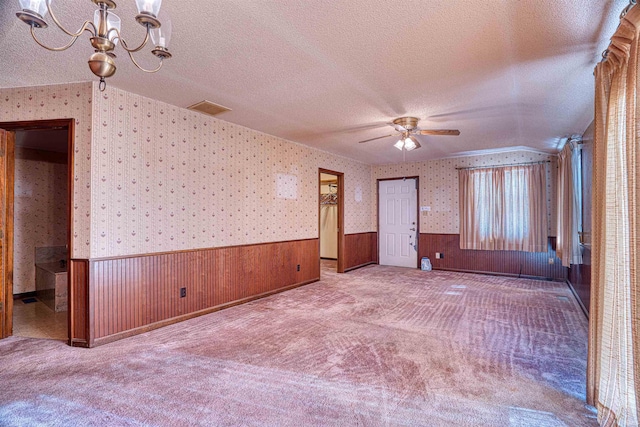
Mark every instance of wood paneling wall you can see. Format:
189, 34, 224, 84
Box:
70, 239, 319, 347
568, 246, 590, 314
344, 232, 377, 272
419, 234, 567, 280
69, 259, 89, 346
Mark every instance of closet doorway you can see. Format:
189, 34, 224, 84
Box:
319, 169, 344, 274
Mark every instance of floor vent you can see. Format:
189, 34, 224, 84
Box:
187, 100, 231, 117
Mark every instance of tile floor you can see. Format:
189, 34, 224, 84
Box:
320, 258, 337, 272
12, 297, 67, 341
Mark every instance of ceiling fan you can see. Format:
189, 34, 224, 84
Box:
358, 117, 460, 151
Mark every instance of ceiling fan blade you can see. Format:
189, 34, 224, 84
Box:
358, 133, 397, 143
417, 129, 460, 136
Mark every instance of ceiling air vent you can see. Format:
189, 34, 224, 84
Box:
187, 100, 231, 117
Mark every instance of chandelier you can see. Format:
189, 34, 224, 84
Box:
16, 0, 172, 90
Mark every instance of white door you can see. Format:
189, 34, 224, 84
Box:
379, 178, 418, 268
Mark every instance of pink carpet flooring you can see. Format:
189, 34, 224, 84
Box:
0, 265, 596, 426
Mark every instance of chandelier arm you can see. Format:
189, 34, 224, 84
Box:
30, 24, 90, 52
45, 0, 97, 37
126, 50, 164, 73
114, 28, 152, 53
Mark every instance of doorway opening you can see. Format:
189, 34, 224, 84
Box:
319, 169, 344, 274
0, 120, 74, 343
378, 177, 419, 268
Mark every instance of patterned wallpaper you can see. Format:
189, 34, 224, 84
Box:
13, 152, 68, 294
2, 83, 557, 259
90, 86, 373, 258
372, 151, 557, 235
0, 83, 93, 259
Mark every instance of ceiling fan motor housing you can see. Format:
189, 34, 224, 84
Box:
393, 117, 420, 130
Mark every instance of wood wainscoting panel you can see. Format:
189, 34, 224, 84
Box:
418, 233, 567, 280
90, 239, 319, 344
568, 245, 590, 314
69, 259, 89, 347
344, 232, 377, 271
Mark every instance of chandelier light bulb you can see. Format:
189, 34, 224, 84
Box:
151, 16, 171, 48
394, 139, 405, 151
136, 0, 162, 17
19, 0, 47, 17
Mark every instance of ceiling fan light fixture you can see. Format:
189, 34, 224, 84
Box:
404, 137, 417, 151
394, 139, 404, 150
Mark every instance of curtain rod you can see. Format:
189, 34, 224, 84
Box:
600, 0, 636, 63
456, 160, 550, 171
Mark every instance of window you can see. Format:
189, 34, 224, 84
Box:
459, 163, 548, 252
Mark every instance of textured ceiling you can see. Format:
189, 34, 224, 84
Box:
0, 0, 627, 164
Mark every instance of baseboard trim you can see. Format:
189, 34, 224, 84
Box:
344, 261, 377, 273
433, 267, 561, 282
69, 338, 89, 348
565, 279, 589, 319
13, 291, 37, 300
91, 277, 320, 347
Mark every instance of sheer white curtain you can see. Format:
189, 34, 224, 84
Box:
556, 140, 583, 267
459, 163, 548, 252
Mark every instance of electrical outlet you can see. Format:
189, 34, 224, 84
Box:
297, 264, 300, 272
435, 252, 440, 259
180, 287, 186, 298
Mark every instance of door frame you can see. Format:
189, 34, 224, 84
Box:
318, 169, 345, 273
0, 119, 75, 342
377, 176, 420, 268
0, 129, 15, 340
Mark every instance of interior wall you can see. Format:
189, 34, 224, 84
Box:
372, 150, 558, 235
0, 83, 93, 259
91, 86, 373, 258
372, 150, 560, 278
13, 148, 68, 294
